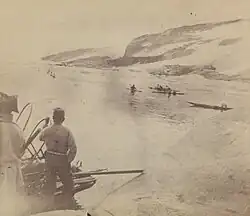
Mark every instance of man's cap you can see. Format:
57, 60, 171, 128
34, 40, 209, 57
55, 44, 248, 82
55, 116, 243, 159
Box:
0, 92, 19, 113
53, 107, 65, 118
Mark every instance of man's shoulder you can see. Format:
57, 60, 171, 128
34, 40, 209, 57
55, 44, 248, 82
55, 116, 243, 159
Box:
12, 123, 23, 132
41, 125, 55, 134
53, 124, 72, 134
62, 125, 73, 134
42, 124, 73, 135
43, 125, 53, 132
60, 125, 75, 138
3, 121, 22, 131
2, 122, 25, 139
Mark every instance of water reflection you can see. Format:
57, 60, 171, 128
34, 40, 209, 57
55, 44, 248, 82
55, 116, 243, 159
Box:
123, 88, 190, 124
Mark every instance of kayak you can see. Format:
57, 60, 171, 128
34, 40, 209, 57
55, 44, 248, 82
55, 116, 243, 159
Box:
149, 86, 172, 91
126, 87, 142, 93
187, 101, 233, 111
152, 91, 184, 95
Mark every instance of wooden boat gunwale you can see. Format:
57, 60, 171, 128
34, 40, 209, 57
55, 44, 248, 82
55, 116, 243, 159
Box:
187, 101, 233, 110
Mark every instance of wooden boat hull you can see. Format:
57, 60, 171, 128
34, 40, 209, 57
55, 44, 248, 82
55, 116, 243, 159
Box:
22, 161, 96, 197
187, 101, 233, 111
152, 91, 184, 95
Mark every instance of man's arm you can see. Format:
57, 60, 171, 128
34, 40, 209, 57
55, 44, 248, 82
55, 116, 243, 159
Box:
67, 130, 77, 163
13, 124, 26, 158
39, 128, 47, 141
39, 118, 50, 141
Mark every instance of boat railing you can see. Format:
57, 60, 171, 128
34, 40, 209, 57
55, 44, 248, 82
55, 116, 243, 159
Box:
16, 102, 50, 161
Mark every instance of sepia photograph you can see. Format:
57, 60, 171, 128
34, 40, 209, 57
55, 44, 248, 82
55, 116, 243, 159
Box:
0, 0, 250, 215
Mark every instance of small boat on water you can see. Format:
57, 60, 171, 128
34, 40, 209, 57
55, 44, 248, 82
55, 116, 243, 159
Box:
149, 84, 183, 96
127, 85, 142, 95
152, 90, 184, 95
149, 84, 171, 91
187, 101, 233, 111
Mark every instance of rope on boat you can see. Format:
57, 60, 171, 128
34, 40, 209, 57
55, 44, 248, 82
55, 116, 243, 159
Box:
21, 117, 49, 158
15, 102, 33, 132
15, 103, 35, 156
16, 102, 50, 158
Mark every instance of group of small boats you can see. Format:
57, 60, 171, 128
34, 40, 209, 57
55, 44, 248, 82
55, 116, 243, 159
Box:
129, 84, 184, 96
128, 84, 233, 112
149, 85, 184, 96
14, 80, 232, 213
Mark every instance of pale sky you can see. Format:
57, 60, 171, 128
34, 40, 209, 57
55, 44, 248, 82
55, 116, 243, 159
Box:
0, 0, 249, 62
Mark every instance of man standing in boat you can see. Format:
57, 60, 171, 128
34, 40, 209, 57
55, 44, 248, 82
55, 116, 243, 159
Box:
0, 92, 27, 215
39, 107, 77, 206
